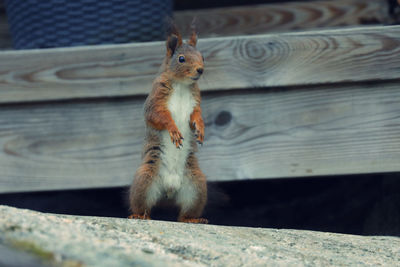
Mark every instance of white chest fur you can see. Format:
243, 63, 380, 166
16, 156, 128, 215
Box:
158, 83, 196, 194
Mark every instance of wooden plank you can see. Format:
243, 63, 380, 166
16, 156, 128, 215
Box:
1, 81, 400, 193
175, 0, 388, 38
0, 25, 399, 104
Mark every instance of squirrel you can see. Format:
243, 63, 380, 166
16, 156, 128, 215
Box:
128, 22, 208, 224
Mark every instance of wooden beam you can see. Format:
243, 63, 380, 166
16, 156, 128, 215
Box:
1, 81, 400, 193
0, 25, 399, 104
175, 0, 388, 38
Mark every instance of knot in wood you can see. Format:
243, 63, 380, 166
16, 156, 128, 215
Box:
245, 40, 266, 60
214, 111, 232, 126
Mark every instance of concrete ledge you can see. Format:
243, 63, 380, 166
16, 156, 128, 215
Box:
0, 205, 399, 266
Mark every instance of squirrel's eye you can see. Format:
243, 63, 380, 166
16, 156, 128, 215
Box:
178, 56, 185, 63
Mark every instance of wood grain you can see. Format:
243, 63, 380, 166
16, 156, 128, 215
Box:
1, 82, 400, 193
175, 0, 387, 38
0, 25, 399, 104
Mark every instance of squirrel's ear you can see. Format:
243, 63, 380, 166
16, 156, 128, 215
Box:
165, 18, 183, 58
188, 17, 197, 47
166, 34, 179, 57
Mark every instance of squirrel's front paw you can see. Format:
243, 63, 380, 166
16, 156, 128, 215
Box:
168, 127, 184, 148
192, 121, 204, 145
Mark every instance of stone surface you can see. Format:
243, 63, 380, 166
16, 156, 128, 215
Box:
0, 205, 399, 267
0, 243, 47, 267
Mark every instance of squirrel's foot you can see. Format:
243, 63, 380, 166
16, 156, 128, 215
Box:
128, 213, 151, 220
178, 217, 208, 224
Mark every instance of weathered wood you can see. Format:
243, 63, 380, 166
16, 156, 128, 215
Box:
0, 25, 399, 104
1, 82, 400, 193
175, 0, 387, 38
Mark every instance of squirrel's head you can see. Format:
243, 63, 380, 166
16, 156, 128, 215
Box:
165, 20, 204, 84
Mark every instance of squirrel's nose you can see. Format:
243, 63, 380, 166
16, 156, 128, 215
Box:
196, 68, 204, 75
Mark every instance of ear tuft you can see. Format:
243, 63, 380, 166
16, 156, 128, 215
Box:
166, 34, 179, 58
165, 17, 183, 46
188, 17, 198, 47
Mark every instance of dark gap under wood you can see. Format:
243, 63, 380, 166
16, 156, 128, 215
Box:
0, 173, 399, 236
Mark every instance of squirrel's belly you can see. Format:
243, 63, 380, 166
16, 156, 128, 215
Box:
158, 129, 192, 195
158, 82, 196, 196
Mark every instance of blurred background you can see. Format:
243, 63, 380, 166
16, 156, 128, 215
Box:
0, 0, 399, 236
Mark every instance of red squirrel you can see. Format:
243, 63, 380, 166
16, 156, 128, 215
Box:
128, 22, 208, 224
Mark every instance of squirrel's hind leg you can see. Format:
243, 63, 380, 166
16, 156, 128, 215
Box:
176, 154, 208, 224
129, 149, 161, 220
128, 212, 151, 220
